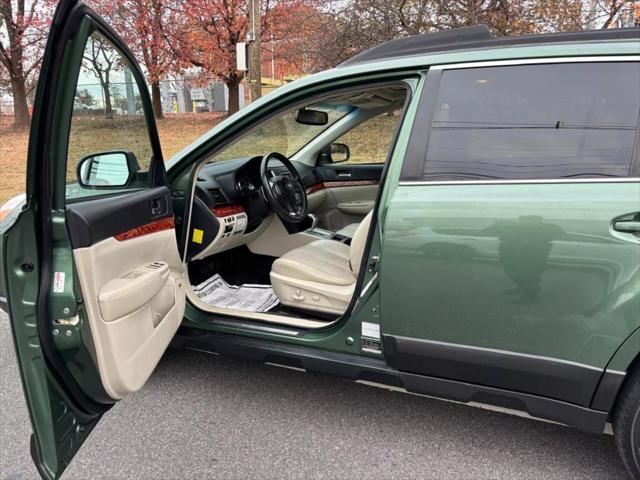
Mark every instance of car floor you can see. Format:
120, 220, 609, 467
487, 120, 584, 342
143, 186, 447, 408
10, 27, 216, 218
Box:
188, 246, 337, 321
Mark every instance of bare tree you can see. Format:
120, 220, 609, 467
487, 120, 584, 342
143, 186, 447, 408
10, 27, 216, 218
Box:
83, 33, 118, 118
592, 0, 633, 28
313, 0, 589, 69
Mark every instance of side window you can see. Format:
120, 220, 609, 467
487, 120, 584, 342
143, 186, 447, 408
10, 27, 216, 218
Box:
423, 62, 640, 180
335, 110, 403, 164
66, 31, 154, 199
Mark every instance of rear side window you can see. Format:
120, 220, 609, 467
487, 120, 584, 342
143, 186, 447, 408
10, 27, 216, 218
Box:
422, 62, 640, 180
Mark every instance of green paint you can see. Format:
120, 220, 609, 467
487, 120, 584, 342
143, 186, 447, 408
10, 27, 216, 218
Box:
380, 182, 640, 368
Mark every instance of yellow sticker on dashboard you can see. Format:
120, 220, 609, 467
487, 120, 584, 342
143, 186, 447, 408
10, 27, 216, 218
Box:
192, 228, 204, 244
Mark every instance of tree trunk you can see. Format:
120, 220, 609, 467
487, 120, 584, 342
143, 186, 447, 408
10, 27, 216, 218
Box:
10, 75, 30, 129
227, 81, 240, 115
151, 81, 164, 119
102, 83, 113, 118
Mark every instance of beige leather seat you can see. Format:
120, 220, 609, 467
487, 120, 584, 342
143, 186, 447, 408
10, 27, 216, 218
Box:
336, 223, 359, 238
271, 212, 373, 315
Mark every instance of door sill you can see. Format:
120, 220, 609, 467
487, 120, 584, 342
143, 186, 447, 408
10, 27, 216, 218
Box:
185, 287, 338, 330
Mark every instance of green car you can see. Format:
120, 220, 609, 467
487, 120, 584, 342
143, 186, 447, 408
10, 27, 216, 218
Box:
1, 1, 639, 478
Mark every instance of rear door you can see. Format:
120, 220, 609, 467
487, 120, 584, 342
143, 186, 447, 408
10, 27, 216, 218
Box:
380, 59, 640, 408
1, 1, 186, 478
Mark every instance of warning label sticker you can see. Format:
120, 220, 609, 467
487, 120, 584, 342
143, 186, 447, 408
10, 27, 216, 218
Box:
361, 322, 382, 354
53, 272, 65, 293
361, 322, 380, 339
192, 228, 204, 244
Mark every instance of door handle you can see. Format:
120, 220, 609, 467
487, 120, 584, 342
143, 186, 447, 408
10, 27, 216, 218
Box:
613, 220, 640, 233
336, 170, 352, 178
149, 197, 167, 217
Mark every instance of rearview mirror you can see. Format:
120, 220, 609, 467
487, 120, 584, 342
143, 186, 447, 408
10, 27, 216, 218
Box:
295, 108, 328, 126
77, 151, 139, 188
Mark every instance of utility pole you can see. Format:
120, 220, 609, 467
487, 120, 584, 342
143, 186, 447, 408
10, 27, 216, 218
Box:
248, 0, 262, 102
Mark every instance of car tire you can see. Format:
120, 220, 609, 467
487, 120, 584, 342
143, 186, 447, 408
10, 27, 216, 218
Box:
614, 365, 640, 480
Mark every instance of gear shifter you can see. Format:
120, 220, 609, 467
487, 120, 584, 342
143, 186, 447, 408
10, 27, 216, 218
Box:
307, 213, 319, 230
307, 214, 334, 238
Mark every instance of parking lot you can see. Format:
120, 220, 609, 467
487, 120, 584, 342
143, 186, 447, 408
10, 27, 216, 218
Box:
0, 313, 628, 480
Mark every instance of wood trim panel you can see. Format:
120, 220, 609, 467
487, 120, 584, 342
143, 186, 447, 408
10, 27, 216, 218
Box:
115, 217, 175, 241
306, 183, 326, 195
306, 180, 379, 195
324, 180, 379, 189
212, 205, 245, 217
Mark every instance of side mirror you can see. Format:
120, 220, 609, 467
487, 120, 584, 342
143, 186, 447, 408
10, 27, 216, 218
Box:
329, 143, 350, 163
77, 151, 139, 188
295, 108, 328, 126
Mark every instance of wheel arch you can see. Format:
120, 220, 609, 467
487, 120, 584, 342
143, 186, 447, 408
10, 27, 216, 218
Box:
591, 327, 640, 413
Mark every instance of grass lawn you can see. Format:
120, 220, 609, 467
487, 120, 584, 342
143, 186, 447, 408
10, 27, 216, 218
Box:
0, 113, 223, 205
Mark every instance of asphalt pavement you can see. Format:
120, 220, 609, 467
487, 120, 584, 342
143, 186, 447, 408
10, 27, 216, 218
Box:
0, 312, 628, 479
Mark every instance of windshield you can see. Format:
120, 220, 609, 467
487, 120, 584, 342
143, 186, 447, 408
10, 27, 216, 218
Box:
210, 102, 352, 162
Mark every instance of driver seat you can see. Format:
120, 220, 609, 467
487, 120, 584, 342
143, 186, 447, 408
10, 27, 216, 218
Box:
270, 212, 373, 315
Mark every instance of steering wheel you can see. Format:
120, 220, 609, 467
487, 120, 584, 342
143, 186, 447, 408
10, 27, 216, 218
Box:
260, 152, 308, 223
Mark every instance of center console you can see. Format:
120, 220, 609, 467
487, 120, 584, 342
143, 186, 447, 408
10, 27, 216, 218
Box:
306, 215, 351, 244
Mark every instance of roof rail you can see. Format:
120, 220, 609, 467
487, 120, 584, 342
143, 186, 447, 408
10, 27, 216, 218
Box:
339, 25, 640, 67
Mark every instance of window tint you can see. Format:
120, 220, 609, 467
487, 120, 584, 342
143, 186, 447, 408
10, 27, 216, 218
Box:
423, 62, 640, 180
66, 31, 154, 199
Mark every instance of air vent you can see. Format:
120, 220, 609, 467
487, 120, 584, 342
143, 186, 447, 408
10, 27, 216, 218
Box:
207, 188, 229, 206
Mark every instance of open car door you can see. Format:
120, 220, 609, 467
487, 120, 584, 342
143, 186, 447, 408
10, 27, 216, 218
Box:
1, 1, 186, 478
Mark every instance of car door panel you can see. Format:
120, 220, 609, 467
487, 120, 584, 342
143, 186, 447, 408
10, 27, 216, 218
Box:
65, 187, 173, 248
380, 179, 640, 408
67, 189, 185, 399
309, 164, 382, 230
318, 163, 384, 183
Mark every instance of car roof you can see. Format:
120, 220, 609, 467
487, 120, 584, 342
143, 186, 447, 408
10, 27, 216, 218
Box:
339, 25, 640, 67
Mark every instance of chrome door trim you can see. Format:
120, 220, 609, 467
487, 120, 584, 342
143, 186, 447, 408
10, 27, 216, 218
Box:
399, 178, 640, 187
429, 55, 640, 71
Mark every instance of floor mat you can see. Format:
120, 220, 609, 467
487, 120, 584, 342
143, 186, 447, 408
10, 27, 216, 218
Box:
193, 273, 280, 312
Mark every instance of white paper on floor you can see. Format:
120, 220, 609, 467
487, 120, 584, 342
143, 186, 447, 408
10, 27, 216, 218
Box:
193, 273, 280, 312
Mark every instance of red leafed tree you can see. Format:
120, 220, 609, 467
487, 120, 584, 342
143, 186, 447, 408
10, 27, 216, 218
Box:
0, 0, 54, 128
170, 0, 324, 115
169, 0, 247, 114
94, 0, 176, 119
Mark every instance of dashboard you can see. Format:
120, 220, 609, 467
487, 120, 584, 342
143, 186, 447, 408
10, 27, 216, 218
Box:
187, 156, 322, 261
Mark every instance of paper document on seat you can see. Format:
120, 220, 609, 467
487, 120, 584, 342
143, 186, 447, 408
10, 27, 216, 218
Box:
193, 274, 279, 312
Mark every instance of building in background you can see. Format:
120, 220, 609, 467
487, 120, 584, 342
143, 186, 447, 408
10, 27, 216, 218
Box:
159, 73, 247, 114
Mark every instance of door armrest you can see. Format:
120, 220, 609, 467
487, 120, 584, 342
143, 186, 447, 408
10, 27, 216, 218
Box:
336, 201, 375, 216
98, 262, 169, 322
